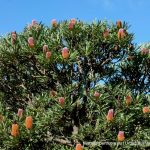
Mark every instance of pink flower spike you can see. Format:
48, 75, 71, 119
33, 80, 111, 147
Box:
118, 28, 124, 32
17, 108, 23, 118
28, 37, 34, 48
58, 97, 65, 107
46, 51, 51, 59
69, 22, 74, 30
94, 91, 100, 99
118, 131, 124, 136
118, 131, 125, 142
70, 18, 76, 24
28, 24, 32, 29
62, 47, 69, 53
32, 20, 38, 26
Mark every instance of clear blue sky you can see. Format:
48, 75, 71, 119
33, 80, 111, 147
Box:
0, 0, 150, 43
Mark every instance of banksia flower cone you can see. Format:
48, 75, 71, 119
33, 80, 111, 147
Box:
25, 116, 33, 129
94, 91, 100, 99
46, 51, 51, 59
141, 48, 149, 55
32, 20, 38, 26
51, 19, 57, 27
116, 20, 122, 28
11, 123, 19, 137
69, 18, 76, 30
43, 44, 49, 53
125, 95, 132, 106
50, 90, 57, 97
28, 37, 34, 48
17, 108, 23, 118
62, 47, 69, 59
117, 131, 125, 142
58, 97, 65, 107
11, 31, 17, 45
118, 28, 125, 39
106, 109, 114, 121
75, 143, 83, 150
71, 18, 76, 24
11, 32, 17, 40
103, 29, 109, 38
143, 107, 150, 114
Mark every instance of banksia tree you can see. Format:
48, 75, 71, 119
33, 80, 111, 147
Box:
0, 19, 134, 109
0, 19, 150, 149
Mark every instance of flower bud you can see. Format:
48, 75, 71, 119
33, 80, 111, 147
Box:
28, 37, 34, 48
11, 123, 19, 137
32, 20, 38, 26
43, 44, 49, 53
69, 22, 74, 30
125, 95, 132, 106
94, 91, 100, 99
70, 18, 76, 24
62, 47, 69, 59
143, 107, 150, 114
118, 28, 125, 39
106, 109, 114, 121
117, 131, 125, 142
58, 97, 65, 107
75, 143, 83, 150
11, 32, 17, 40
50, 90, 57, 97
17, 108, 23, 118
46, 51, 51, 59
51, 19, 57, 27
25, 116, 33, 129
103, 29, 109, 38
116, 20, 122, 28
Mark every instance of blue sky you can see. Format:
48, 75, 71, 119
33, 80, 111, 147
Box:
0, 0, 150, 43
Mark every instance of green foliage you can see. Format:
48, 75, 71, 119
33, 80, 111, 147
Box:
0, 85, 150, 149
0, 19, 150, 149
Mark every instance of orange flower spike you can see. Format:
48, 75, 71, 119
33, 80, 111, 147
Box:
11, 123, 19, 137
125, 95, 132, 106
75, 143, 83, 150
106, 109, 114, 121
51, 19, 57, 27
143, 107, 150, 114
25, 116, 33, 129
17, 108, 23, 118
28, 37, 34, 48
62, 47, 69, 59
117, 131, 125, 142
116, 20, 122, 28
118, 28, 125, 40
